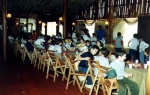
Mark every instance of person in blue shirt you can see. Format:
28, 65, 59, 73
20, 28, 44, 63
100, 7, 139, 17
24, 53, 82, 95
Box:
96, 25, 106, 46
113, 32, 123, 52
96, 25, 106, 40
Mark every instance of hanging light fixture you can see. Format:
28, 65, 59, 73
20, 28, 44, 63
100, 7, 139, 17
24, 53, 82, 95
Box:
72, 22, 75, 26
7, 13, 12, 18
38, 20, 42, 24
105, 21, 109, 25
24, 22, 27, 25
59, 17, 63, 21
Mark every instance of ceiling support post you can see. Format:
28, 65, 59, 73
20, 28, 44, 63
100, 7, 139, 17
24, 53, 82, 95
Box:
2, 0, 7, 62
63, 0, 67, 38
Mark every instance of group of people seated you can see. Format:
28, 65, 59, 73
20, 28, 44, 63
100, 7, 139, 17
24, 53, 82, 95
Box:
8, 29, 141, 95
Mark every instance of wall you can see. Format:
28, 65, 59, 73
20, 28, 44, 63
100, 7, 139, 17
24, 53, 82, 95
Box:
138, 16, 150, 51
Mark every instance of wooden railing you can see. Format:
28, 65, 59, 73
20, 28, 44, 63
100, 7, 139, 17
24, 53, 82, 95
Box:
75, 0, 150, 20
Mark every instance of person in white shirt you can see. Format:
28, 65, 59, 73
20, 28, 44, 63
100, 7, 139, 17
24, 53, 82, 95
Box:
72, 29, 78, 43
139, 38, 149, 64
81, 31, 90, 41
34, 37, 45, 49
54, 40, 63, 58
128, 34, 139, 61
90, 33, 97, 45
8, 35, 14, 44
94, 48, 110, 77
48, 44, 55, 51
20, 37, 27, 48
56, 32, 63, 40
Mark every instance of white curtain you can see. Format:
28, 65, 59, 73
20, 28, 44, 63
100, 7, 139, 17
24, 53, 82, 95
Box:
113, 18, 138, 47
85, 21, 95, 37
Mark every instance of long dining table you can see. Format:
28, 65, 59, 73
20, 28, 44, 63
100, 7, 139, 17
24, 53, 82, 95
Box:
125, 67, 148, 95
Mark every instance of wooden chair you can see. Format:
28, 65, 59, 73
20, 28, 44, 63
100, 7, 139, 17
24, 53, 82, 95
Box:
46, 50, 67, 82
65, 54, 94, 93
23, 46, 36, 65
89, 61, 118, 95
37, 49, 48, 71
14, 41, 21, 57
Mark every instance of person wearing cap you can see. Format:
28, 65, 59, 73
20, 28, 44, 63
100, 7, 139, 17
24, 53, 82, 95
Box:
107, 67, 118, 84
107, 68, 117, 78
110, 50, 139, 95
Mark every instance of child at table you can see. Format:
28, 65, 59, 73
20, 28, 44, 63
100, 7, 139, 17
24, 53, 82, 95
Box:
110, 50, 139, 95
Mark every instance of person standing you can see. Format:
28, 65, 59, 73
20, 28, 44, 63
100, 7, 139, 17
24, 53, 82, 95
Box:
139, 38, 149, 64
113, 32, 123, 52
128, 34, 139, 61
72, 28, 78, 43
81, 24, 91, 38
96, 25, 106, 47
32, 30, 37, 41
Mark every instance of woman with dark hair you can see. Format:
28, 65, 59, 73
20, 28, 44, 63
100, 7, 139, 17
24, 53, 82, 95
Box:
45, 36, 52, 51
85, 40, 92, 49
96, 40, 103, 49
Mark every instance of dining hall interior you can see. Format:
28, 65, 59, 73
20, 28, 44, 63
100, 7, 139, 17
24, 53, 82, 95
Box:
0, 0, 150, 95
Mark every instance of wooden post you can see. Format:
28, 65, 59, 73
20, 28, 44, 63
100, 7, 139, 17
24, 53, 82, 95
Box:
26, 14, 28, 33
18, 16, 21, 36
63, 0, 67, 38
108, 0, 113, 43
2, 0, 7, 62
147, 64, 150, 95
45, 21, 47, 36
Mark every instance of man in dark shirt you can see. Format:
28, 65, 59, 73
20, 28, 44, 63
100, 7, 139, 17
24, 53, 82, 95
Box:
78, 45, 99, 89
25, 37, 33, 52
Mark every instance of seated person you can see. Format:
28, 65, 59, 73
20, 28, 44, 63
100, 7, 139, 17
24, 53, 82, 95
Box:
90, 33, 97, 45
81, 31, 90, 41
34, 37, 45, 49
25, 37, 33, 53
96, 40, 103, 49
65, 37, 76, 49
76, 38, 86, 47
109, 50, 139, 95
109, 53, 116, 62
20, 36, 27, 48
85, 40, 92, 50
53, 40, 63, 58
77, 45, 99, 89
94, 48, 110, 77
45, 36, 52, 51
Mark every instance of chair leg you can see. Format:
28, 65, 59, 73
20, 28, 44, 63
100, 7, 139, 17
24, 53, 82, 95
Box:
46, 65, 50, 79
75, 77, 83, 93
89, 76, 97, 95
53, 68, 57, 82
66, 71, 71, 89
62, 67, 67, 81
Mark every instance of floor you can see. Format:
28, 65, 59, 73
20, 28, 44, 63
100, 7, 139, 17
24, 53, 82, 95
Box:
0, 49, 103, 95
